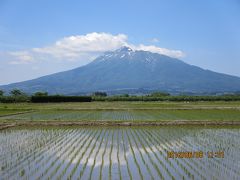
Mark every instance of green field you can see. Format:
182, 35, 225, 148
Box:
0, 101, 240, 123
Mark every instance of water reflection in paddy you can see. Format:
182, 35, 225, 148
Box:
0, 126, 240, 179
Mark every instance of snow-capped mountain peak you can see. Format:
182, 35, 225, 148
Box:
96, 46, 136, 62
2, 46, 240, 94
116, 46, 133, 52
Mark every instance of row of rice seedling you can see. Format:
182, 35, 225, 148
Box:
160, 132, 206, 177
121, 129, 133, 180
1, 128, 71, 179
1, 127, 240, 179
134, 130, 171, 179
76, 130, 103, 179
26, 129, 77, 178
98, 130, 110, 180
111, 131, 120, 179
148, 127, 240, 179
63, 130, 99, 179
78, 130, 104, 178
0, 109, 181, 121
88, 130, 107, 180
79, 130, 103, 179
88, 130, 111, 180
0, 129, 54, 160
108, 130, 114, 179
125, 130, 144, 180
116, 130, 122, 180
174, 129, 227, 177
69, 129, 100, 179
0, 130, 38, 163
26, 129, 80, 179
45, 129, 89, 179
181, 128, 240, 178
1, 129, 69, 177
140, 129, 185, 178
146, 129, 205, 179
101, 129, 113, 180
197, 129, 240, 162
0, 110, 161, 121
65, 130, 97, 179
141, 128, 202, 178
128, 130, 155, 179
1, 108, 240, 121
168, 128, 235, 177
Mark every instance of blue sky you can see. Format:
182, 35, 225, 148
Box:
0, 0, 240, 85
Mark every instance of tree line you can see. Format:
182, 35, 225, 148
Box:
0, 90, 92, 103
93, 95, 240, 102
0, 89, 240, 103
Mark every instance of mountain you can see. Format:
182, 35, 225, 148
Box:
1, 46, 240, 95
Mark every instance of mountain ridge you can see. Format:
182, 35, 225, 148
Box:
1, 46, 240, 95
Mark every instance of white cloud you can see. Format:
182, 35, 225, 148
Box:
150, 38, 160, 43
8, 32, 184, 64
9, 51, 34, 64
130, 44, 185, 59
32, 32, 128, 59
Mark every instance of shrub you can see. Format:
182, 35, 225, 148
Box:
34, 92, 48, 96
10, 89, 24, 96
0, 90, 4, 96
31, 95, 92, 103
149, 91, 170, 97
0, 96, 30, 103
92, 92, 107, 97
92, 95, 240, 102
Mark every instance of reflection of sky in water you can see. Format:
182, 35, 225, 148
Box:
1, 127, 240, 179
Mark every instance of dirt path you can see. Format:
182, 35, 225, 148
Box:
1, 120, 240, 130
0, 110, 35, 117
0, 123, 16, 130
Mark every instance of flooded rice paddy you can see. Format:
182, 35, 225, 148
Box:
1, 109, 240, 121
0, 126, 240, 179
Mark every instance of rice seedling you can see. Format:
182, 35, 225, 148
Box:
79, 130, 102, 179
125, 130, 144, 180
145, 129, 200, 179
121, 129, 132, 180
128, 129, 155, 180
108, 130, 114, 180
99, 130, 110, 180
50, 130, 88, 179
1, 126, 240, 179
88, 130, 107, 180
3, 129, 71, 178
133, 129, 166, 179
116, 130, 122, 180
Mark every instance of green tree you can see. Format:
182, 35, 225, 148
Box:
120, 94, 129, 97
10, 89, 24, 96
92, 92, 107, 97
150, 91, 170, 97
0, 90, 4, 96
34, 92, 48, 96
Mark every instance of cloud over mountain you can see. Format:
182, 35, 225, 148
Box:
2, 47, 240, 94
8, 32, 184, 64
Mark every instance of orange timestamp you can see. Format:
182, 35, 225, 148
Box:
167, 151, 224, 159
